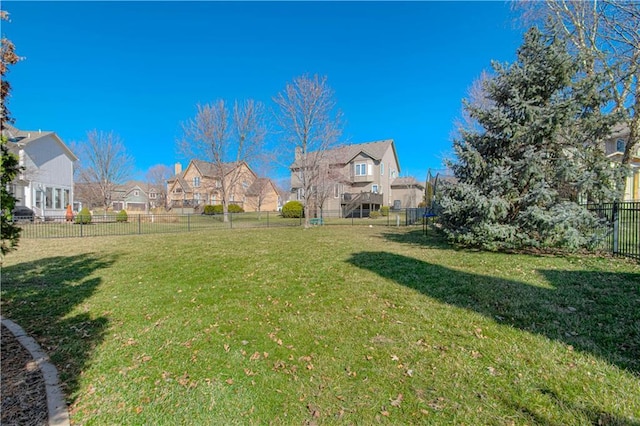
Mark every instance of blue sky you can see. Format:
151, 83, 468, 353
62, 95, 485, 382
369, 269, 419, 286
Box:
4, 1, 524, 183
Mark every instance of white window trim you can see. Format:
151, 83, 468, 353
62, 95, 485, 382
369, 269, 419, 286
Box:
355, 163, 367, 176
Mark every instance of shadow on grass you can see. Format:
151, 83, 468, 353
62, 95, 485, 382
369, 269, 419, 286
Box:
347, 251, 640, 376
1, 254, 116, 402
380, 228, 453, 250
348, 251, 640, 423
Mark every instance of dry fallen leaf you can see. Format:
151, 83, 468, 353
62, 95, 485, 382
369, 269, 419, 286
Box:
390, 393, 404, 407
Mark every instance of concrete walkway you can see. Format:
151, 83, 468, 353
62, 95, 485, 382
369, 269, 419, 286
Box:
1, 316, 70, 426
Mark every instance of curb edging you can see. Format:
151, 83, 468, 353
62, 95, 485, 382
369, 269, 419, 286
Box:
1, 316, 70, 426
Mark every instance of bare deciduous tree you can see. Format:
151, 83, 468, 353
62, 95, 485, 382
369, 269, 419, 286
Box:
517, 0, 640, 197
75, 130, 134, 211
178, 99, 266, 221
145, 164, 172, 209
273, 74, 343, 227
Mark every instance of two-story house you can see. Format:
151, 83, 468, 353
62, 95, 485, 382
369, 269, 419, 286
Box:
167, 159, 268, 212
605, 125, 640, 201
290, 139, 421, 217
2, 124, 77, 219
111, 181, 165, 212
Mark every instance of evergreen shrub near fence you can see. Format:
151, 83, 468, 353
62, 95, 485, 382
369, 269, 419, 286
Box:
74, 207, 92, 224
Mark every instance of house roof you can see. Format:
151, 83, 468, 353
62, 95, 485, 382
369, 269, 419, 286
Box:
2, 123, 78, 162
391, 176, 424, 189
246, 178, 276, 197
168, 159, 255, 184
291, 139, 400, 172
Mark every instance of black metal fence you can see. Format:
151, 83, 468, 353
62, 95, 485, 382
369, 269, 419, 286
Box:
14, 212, 302, 239
587, 201, 640, 260
14, 209, 427, 239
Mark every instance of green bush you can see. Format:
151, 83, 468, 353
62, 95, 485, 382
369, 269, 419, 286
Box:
116, 209, 128, 222
228, 204, 244, 213
203, 205, 220, 215
203, 204, 244, 214
75, 207, 92, 224
380, 206, 390, 217
282, 201, 303, 218
369, 211, 381, 219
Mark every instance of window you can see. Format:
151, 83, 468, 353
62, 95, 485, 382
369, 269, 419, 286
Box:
372, 185, 379, 194
616, 139, 625, 153
355, 163, 367, 176
45, 187, 52, 209
391, 170, 397, 179
149, 192, 157, 199
193, 177, 201, 187
380, 163, 384, 176
194, 193, 201, 201
134, 190, 139, 197
64, 189, 70, 207
242, 181, 249, 189
334, 184, 339, 198
35, 190, 43, 209
55, 188, 62, 209
174, 187, 182, 194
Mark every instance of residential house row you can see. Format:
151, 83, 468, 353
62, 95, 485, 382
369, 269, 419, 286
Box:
3, 123, 638, 221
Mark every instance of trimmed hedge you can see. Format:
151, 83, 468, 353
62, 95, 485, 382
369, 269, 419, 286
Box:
75, 207, 92, 224
369, 211, 381, 219
203, 205, 221, 215
116, 209, 128, 222
282, 201, 303, 218
380, 206, 390, 217
203, 204, 244, 215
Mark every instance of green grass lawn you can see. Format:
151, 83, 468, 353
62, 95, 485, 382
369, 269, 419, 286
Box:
2, 227, 639, 425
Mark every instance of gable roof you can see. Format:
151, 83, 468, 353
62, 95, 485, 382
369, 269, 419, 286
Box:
246, 178, 276, 197
2, 123, 78, 162
291, 139, 400, 172
168, 159, 256, 184
391, 176, 424, 189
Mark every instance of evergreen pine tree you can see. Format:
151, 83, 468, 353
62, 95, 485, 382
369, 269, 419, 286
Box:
440, 28, 617, 250
1, 9, 23, 257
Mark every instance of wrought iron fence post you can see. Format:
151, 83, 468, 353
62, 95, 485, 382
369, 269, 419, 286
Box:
138, 214, 142, 234
612, 201, 619, 255
188, 214, 191, 232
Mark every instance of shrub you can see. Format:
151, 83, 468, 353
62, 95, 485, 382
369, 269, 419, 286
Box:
204, 204, 244, 214
75, 207, 92, 224
228, 204, 244, 213
203, 205, 220, 215
369, 211, 381, 219
116, 209, 128, 222
282, 201, 303, 218
380, 206, 390, 217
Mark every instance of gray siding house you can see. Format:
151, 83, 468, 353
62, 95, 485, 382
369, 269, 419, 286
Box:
2, 124, 77, 219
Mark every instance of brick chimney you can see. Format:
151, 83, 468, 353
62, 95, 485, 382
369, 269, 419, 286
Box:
174, 162, 182, 176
